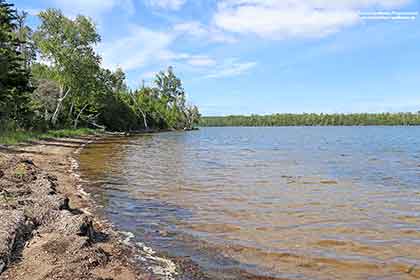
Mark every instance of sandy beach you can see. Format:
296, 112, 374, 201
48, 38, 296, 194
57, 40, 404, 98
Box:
0, 136, 150, 280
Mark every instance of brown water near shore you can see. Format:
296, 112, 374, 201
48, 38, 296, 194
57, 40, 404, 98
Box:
79, 127, 420, 279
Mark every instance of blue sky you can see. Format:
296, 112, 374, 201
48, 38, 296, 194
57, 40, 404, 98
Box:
14, 0, 420, 116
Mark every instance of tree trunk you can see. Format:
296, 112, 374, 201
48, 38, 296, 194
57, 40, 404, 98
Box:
139, 107, 148, 130
69, 101, 74, 120
51, 86, 70, 127
90, 121, 106, 130
44, 108, 50, 122
73, 103, 89, 129
129, 94, 148, 129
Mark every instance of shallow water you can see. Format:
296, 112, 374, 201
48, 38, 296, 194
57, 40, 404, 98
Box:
79, 127, 420, 279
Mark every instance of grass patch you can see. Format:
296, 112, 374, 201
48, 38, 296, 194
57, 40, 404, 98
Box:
14, 163, 27, 179
42, 128, 96, 138
0, 153, 8, 165
1, 192, 16, 204
0, 128, 97, 145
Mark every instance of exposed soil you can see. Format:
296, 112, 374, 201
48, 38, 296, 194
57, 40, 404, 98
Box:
0, 136, 152, 280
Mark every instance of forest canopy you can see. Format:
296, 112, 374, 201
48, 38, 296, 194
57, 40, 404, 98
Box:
0, 0, 200, 133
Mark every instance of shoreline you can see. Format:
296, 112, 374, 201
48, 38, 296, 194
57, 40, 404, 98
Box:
0, 132, 210, 280
73, 135, 209, 280
0, 134, 176, 279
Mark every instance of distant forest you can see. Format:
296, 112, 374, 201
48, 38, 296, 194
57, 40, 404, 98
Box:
200, 113, 420, 126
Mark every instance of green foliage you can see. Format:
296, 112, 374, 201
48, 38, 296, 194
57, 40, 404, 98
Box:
152, 66, 189, 129
33, 9, 102, 127
154, 66, 185, 104
99, 92, 139, 131
0, 0, 33, 126
0, 1, 198, 135
200, 113, 420, 127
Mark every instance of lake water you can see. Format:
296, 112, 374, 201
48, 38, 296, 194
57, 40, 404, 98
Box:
79, 127, 420, 279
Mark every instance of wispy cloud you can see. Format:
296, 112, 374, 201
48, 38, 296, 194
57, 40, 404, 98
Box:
98, 24, 218, 73
205, 58, 257, 79
174, 21, 237, 43
146, 0, 187, 10
98, 25, 175, 71
187, 56, 217, 67
98, 24, 255, 82
213, 0, 411, 39
44, 0, 135, 19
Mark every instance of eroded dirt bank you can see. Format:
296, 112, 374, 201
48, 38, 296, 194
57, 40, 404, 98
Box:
0, 137, 151, 280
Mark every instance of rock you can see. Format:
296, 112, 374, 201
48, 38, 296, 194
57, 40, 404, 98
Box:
0, 260, 5, 274
59, 197, 70, 210
55, 213, 95, 240
0, 153, 140, 280
20, 159, 34, 166
0, 210, 30, 273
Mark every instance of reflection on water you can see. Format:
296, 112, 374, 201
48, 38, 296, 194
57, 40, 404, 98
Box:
79, 127, 420, 279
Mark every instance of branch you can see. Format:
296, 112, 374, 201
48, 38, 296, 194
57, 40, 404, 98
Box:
60, 88, 71, 101
73, 103, 89, 129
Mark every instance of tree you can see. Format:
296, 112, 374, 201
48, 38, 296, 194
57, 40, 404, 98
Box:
0, 0, 33, 127
199, 113, 420, 127
15, 11, 35, 70
33, 9, 101, 127
154, 66, 185, 107
32, 78, 60, 123
1, 4, 200, 133
153, 66, 191, 129
129, 90, 149, 130
184, 105, 200, 129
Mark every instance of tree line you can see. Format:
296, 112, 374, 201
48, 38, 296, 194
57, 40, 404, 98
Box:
200, 113, 420, 127
0, 0, 200, 133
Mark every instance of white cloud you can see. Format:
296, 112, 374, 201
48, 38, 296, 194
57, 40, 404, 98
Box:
295, 0, 410, 9
187, 56, 217, 67
98, 25, 175, 71
174, 22, 207, 37
98, 24, 254, 81
213, 0, 411, 39
98, 25, 218, 73
146, 0, 187, 10
205, 58, 257, 78
174, 21, 237, 43
47, 0, 135, 18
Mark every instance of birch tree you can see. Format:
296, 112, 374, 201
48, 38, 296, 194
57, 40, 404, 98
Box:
33, 9, 101, 127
